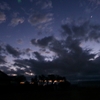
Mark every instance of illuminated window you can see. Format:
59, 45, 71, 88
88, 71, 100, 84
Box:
20, 82, 25, 84
48, 80, 52, 82
59, 80, 64, 82
54, 80, 58, 83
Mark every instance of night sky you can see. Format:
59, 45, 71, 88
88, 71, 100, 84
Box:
0, 0, 100, 82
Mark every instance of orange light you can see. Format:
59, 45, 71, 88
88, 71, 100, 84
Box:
20, 82, 25, 84
59, 80, 64, 82
54, 80, 58, 83
44, 80, 47, 82
48, 80, 52, 82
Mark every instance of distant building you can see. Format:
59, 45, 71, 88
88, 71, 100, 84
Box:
9, 75, 26, 85
0, 70, 10, 85
9, 76, 18, 85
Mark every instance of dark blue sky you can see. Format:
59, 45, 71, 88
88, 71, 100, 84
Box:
0, 0, 100, 81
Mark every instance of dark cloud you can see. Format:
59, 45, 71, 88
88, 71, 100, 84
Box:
28, 12, 53, 26
0, 45, 6, 54
93, 56, 100, 65
33, 51, 44, 61
14, 59, 32, 67
21, 48, 32, 57
31, 36, 54, 47
0, 56, 6, 64
61, 18, 100, 42
13, 51, 97, 77
6, 44, 21, 57
26, 17, 100, 77
15, 37, 93, 76
25, 48, 32, 53
13, 63, 27, 68
14, 58, 66, 75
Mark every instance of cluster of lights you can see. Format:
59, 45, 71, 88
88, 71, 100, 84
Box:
19, 80, 65, 85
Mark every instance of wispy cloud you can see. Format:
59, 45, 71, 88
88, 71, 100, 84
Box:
17, 39, 23, 44
61, 18, 100, 42
9, 12, 24, 26
36, 0, 53, 9
28, 12, 53, 33
41, 0, 53, 9
6, 44, 21, 57
80, 0, 100, 13
28, 12, 53, 25
0, 2, 10, 10
0, 56, 6, 64
0, 11, 6, 23
10, 17, 24, 26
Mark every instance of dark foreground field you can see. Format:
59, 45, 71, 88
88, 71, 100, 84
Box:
1, 85, 100, 100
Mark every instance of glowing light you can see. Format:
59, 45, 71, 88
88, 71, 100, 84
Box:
44, 80, 47, 82
25, 72, 35, 76
54, 80, 58, 83
48, 80, 52, 82
59, 80, 65, 82
8, 74, 17, 76
20, 82, 25, 84
39, 80, 43, 82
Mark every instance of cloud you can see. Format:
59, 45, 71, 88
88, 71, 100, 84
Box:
0, 56, 6, 64
2, 65, 28, 76
33, 51, 44, 61
29, 1, 53, 33
29, 33, 99, 76
13, 50, 96, 76
41, 0, 53, 9
88, 0, 100, 5
80, 0, 100, 13
10, 17, 24, 26
17, 39, 23, 44
61, 18, 100, 42
1, 35, 98, 78
13, 63, 27, 68
36, 0, 53, 9
0, 11, 6, 23
0, 2, 10, 10
0, 45, 6, 54
6, 44, 21, 57
13, 59, 62, 75
31, 36, 54, 47
12, 12, 19, 18
28, 12, 53, 26
22, 48, 32, 56
25, 48, 32, 53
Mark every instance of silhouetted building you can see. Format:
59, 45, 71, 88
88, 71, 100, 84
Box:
9, 75, 26, 85
0, 70, 10, 85
9, 76, 18, 85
